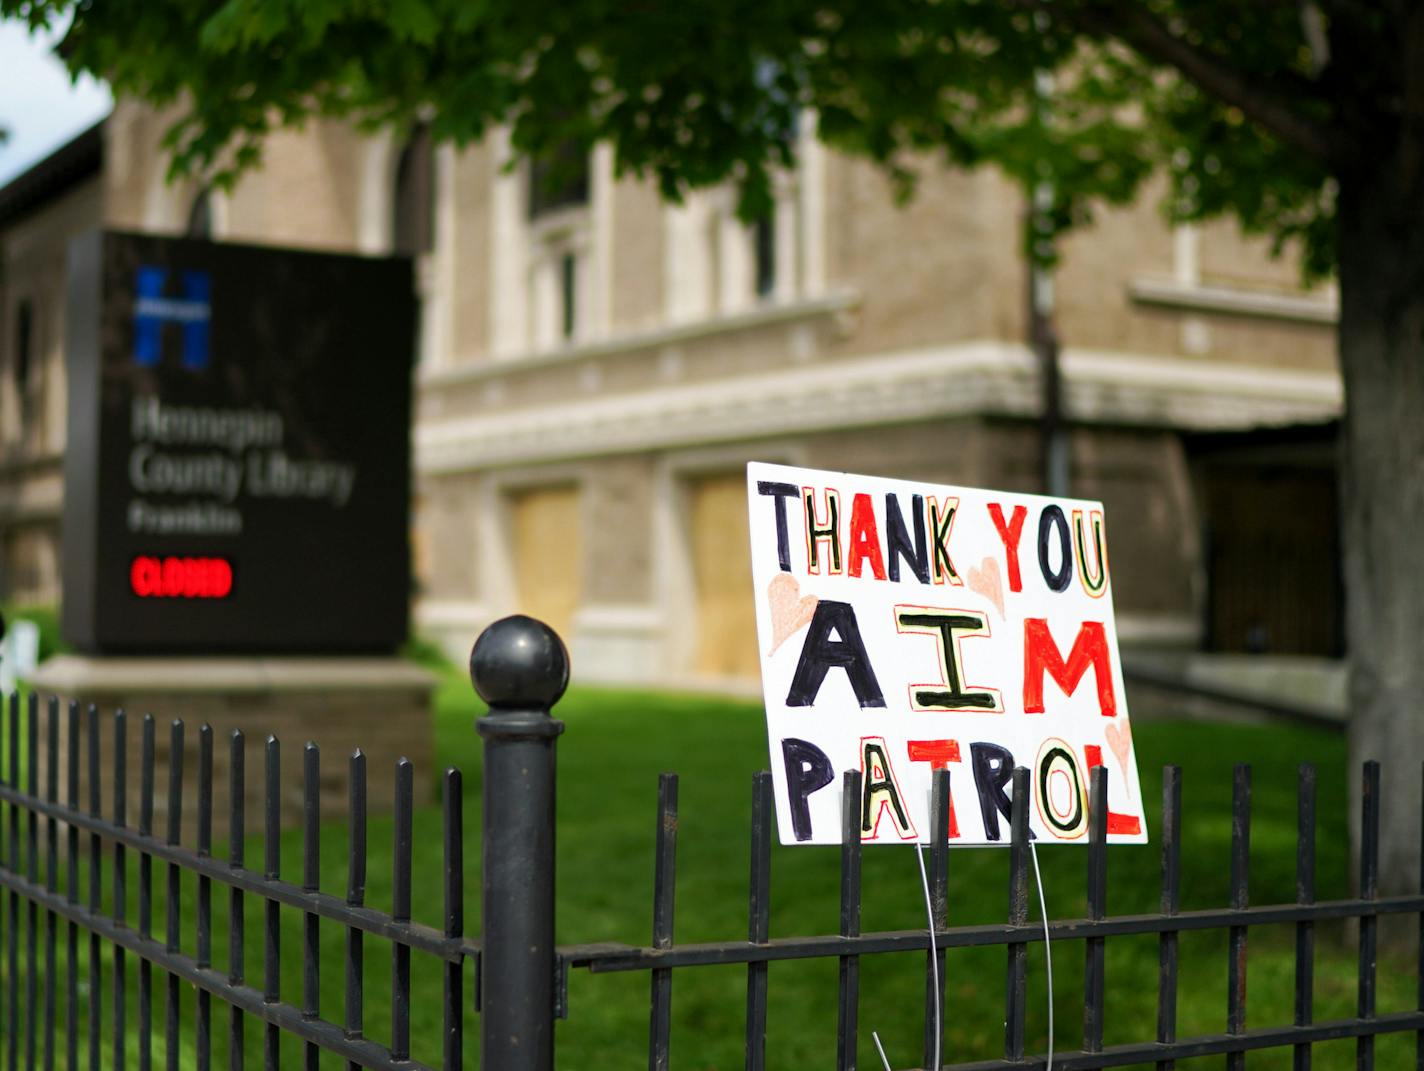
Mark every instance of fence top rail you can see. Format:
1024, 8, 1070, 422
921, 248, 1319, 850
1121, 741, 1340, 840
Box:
559, 892, 1421, 972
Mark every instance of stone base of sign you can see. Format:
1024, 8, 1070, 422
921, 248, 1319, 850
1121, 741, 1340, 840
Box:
25, 655, 438, 840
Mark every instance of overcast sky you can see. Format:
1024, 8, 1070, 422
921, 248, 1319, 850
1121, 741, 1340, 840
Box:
0, 19, 112, 186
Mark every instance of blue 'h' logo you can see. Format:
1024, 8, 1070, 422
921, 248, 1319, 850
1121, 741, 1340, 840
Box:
133, 267, 212, 370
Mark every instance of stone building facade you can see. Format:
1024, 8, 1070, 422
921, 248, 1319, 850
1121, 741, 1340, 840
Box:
0, 99, 1343, 687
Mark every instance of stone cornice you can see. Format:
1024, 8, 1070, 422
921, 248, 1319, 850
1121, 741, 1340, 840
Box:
415, 342, 1341, 473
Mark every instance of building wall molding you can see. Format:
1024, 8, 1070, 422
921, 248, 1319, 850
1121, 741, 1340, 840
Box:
569, 602, 663, 683
1115, 611, 1202, 648
421, 289, 860, 389
417, 341, 1342, 474
1129, 277, 1338, 324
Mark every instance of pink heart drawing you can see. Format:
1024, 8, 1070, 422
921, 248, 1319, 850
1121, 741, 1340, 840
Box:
967, 556, 1005, 620
767, 574, 818, 655
1104, 720, 1134, 800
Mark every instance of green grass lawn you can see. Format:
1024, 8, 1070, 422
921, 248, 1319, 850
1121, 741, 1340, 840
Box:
0, 663, 1415, 1071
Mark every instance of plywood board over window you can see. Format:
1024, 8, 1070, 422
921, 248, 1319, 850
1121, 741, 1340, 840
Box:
689, 472, 760, 679
511, 484, 582, 642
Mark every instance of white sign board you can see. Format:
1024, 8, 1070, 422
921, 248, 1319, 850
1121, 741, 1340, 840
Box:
746, 462, 1147, 847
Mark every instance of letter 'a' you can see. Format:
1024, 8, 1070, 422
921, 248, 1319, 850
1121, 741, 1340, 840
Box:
786, 601, 886, 708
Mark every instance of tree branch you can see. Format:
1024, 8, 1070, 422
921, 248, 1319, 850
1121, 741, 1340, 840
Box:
1064, 2, 1346, 167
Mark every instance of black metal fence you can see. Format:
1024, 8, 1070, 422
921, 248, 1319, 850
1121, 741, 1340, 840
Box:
0, 614, 1419, 1071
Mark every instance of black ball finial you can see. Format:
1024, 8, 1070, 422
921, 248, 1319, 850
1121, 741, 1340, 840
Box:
469, 615, 570, 708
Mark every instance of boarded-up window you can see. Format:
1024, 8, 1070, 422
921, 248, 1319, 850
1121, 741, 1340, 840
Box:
511, 485, 582, 642
689, 472, 760, 679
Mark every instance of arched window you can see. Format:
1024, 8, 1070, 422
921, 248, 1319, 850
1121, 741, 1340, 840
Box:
528, 141, 589, 220
186, 189, 213, 239
526, 141, 592, 347
392, 125, 435, 256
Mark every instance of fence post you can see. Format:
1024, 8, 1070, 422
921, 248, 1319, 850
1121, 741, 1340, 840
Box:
470, 614, 569, 1071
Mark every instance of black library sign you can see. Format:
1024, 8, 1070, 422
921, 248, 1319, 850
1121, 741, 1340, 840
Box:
62, 230, 415, 654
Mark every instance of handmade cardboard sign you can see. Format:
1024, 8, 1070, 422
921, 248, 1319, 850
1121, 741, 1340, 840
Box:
746, 462, 1147, 847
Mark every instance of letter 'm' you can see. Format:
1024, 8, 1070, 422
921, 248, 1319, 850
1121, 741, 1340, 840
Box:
1022, 618, 1117, 717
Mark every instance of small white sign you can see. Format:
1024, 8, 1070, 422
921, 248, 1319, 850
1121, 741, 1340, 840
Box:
0, 618, 40, 694
746, 462, 1147, 847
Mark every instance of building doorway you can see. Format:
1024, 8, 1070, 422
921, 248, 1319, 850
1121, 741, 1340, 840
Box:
1190, 424, 1343, 657
510, 484, 582, 642
687, 472, 761, 680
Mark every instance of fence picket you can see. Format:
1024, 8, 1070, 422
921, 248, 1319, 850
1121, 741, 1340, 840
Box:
837, 769, 862, 1071
139, 715, 155, 1071
1156, 765, 1181, 1071
302, 743, 321, 1071
9, 692, 21, 1071
88, 706, 102, 1071
111, 711, 126, 1071
392, 757, 414, 1062
263, 736, 280, 1071
1359, 761, 1380, 1071
1417, 761, 1423, 1071
1084, 765, 1108, 1063
43, 697, 58, 1071
443, 767, 464, 1071
1295, 762, 1316, 1071
745, 771, 772, 1071
227, 731, 245, 1071
1227, 764, 1251, 1071
165, 720, 184, 1071
345, 749, 367, 1071
923, 768, 950, 1071
1004, 766, 1030, 1064
197, 726, 214, 1071
27, 694, 40, 1071
65, 700, 78, 1071
649, 772, 677, 1071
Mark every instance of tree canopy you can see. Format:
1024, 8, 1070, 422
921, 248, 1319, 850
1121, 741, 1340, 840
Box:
10, 0, 1424, 893
4, 1, 1353, 275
